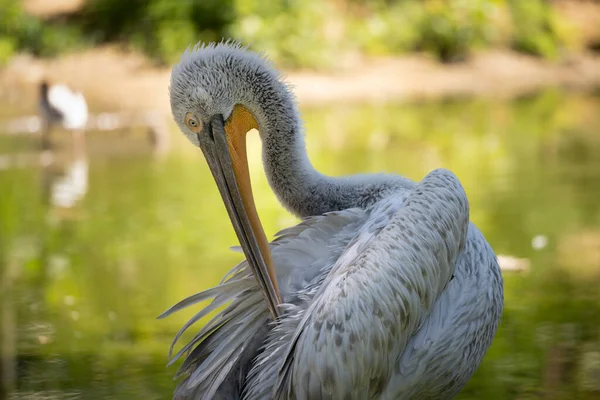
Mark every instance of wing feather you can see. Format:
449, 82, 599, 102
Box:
274, 169, 470, 399
161, 207, 368, 399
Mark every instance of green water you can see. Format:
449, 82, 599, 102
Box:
1, 90, 600, 399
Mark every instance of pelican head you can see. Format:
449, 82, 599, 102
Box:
170, 42, 294, 145
169, 42, 290, 317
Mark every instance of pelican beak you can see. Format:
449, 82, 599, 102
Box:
196, 107, 281, 319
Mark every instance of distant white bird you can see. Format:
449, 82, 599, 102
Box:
38, 80, 88, 149
164, 42, 504, 400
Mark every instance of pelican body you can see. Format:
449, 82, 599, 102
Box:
164, 42, 503, 399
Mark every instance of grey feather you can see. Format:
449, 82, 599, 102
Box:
166, 41, 504, 400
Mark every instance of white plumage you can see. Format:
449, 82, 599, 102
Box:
44, 83, 89, 130
38, 81, 88, 149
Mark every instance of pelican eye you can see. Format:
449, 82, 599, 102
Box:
185, 113, 202, 133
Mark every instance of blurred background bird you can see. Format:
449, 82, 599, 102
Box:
38, 80, 88, 150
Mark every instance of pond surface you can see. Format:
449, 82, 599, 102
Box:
1, 90, 600, 399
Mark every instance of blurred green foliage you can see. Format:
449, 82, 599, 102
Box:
508, 0, 574, 59
0, 0, 584, 67
230, 0, 345, 69
0, 0, 84, 65
420, 0, 507, 62
78, 0, 235, 64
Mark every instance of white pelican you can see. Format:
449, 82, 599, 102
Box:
163, 42, 504, 400
38, 80, 88, 149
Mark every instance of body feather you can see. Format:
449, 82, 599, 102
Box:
162, 169, 503, 399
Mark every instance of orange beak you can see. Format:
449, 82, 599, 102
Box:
195, 105, 281, 319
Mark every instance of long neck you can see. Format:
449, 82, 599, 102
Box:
244, 79, 414, 218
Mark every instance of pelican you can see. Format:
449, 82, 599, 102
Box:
38, 80, 88, 149
163, 42, 503, 400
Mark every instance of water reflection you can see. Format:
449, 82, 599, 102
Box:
48, 157, 88, 210
1, 90, 600, 399
41, 133, 88, 212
